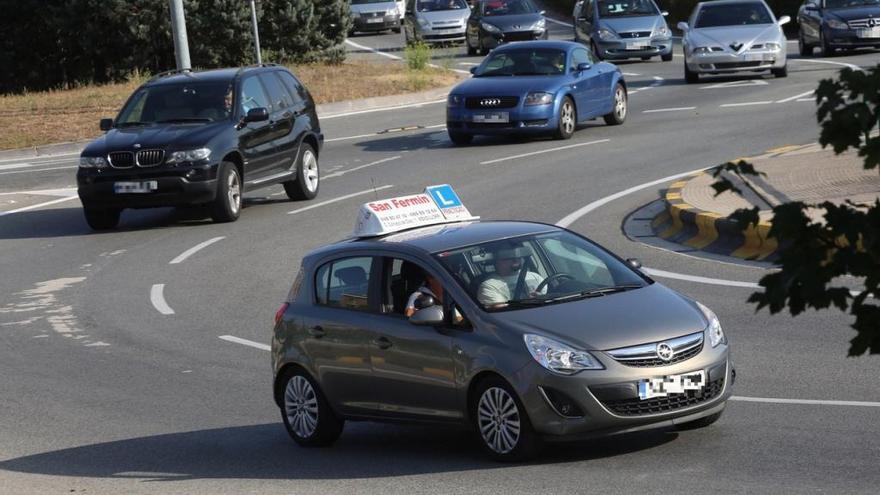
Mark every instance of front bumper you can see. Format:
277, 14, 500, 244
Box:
447, 103, 557, 135
596, 38, 673, 59
482, 28, 548, 49
824, 27, 880, 48
353, 15, 400, 32
686, 49, 786, 74
417, 25, 466, 43
511, 343, 733, 440
77, 163, 219, 209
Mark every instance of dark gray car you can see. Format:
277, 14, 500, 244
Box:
271, 220, 733, 460
465, 0, 548, 55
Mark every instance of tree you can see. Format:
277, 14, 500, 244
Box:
260, 0, 351, 64
710, 65, 880, 356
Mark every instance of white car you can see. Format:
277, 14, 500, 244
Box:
678, 0, 789, 83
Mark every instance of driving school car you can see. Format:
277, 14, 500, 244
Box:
271, 185, 733, 460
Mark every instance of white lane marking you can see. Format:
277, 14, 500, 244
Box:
790, 58, 862, 71
700, 80, 769, 90
0, 165, 78, 176
288, 185, 394, 215
776, 90, 815, 103
323, 156, 402, 179
0, 195, 78, 217
169, 236, 226, 264
150, 284, 175, 315
321, 99, 447, 120
0, 151, 80, 164
326, 132, 381, 143
730, 396, 880, 408
480, 139, 610, 165
546, 17, 573, 27
643, 268, 761, 288
643, 107, 696, 114
0, 187, 77, 196
0, 162, 33, 171
459, 62, 480, 66
623, 72, 641, 76
344, 39, 470, 75
797, 97, 814, 102
720, 101, 774, 108
219, 335, 271, 351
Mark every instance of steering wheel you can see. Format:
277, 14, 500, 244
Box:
535, 273, 576, 294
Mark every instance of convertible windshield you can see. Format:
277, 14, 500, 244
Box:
475, 48, 567, 76
481, 0, 538, 16
434, 231, 649, 311
116, 81, 233, 126
695, 2, 773, 28
824, 0, 880, 7
418, 0, 469, 11
598, 0, 660, 17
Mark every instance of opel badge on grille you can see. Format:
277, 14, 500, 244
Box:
656, 343, 674, 361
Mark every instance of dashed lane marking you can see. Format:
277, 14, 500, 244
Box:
730, 396, 880, 408
776, 90, 815, 103
643, 107, 696, 114
480, 139, 610, 165
169, 236, 226, 264
150, 284, 175, 315
321, 99, 447, 120
219, 335, 270, 351
0, 165, 78, 176
720, 101, 774, 108
287, 185, 394, 215
0, 195, 78, 217
323, 156, 401, 179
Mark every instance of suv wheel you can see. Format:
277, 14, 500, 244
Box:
210, 161, 242, 223
284, 142, 319, 201
83, 207, 121, 230
472, 377, 540, 461
281, 368, 344, 446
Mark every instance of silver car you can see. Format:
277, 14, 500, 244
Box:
679, 0, 790, 83
350, 0, 403, 35
403, 0, 472, 44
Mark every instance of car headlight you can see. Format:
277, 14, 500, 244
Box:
697, 302, 727, 348
166, 148, 211, 164
764, 42, 781, 51
524, 334, 604, 375
481, 22, 502, 34
826, 19, 848, 30
693, 46, 713, 54
447, 94, 464, 107
418, 16, 430, 27
79, 156, 108, 168
524, 92, 553, 106
598, 27, 617, 40
653, 25, 670, 38
533, 19, 546, 31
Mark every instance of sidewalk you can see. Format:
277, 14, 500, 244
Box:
652, 144, 880, 261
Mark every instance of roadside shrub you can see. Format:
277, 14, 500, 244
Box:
405, 42, 432, 71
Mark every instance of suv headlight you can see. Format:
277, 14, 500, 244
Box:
447, 94, 464, 107
598, 27, 617, 40
481, 22, 501, 33
697, 302, 727, 347
166, 148, 211, 164
524, 334, 603, 375
826, 19, 848, 30
79, 156, 108, 168
524, 92, 553, 105
653, 25, 670, 38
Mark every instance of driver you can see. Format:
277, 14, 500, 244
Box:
477, 245, 545, 307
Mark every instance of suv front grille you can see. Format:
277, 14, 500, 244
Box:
108, 151, 134, 169
465, 96, 519, 109
606, 331, 704, 368
598, 376, 724, 416
136, 149, 164, 167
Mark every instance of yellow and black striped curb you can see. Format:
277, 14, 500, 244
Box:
652, 172, 779, 261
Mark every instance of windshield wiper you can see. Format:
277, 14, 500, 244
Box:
156, 118, 212, 123
538, 284, 644, 304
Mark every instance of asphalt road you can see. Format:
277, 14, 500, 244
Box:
1, 26, 879, 494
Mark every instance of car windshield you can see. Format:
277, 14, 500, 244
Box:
824, 0, 880, 7
482, 0, 538, 16
694, 2, 773, 28
418, 0, 469, 11
434, 230, 649, 311
597, 0, 659, 17
115, 81, 233, 126
475, 48, 567, 76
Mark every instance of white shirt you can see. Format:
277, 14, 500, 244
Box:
477, 271, 545, 306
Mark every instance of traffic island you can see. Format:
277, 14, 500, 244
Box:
650, 144, 880, 262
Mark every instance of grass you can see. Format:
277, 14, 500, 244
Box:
0, 62, 460, 150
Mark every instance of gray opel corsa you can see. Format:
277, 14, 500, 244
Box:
272, 220, 733, 460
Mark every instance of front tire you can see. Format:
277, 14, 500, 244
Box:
661, 52, 673, 62
821, 31, 835, 56
209, 161, 241, 223
448, 130, 473, 146
283, 142, 320, 201
280, 368, 344, 447
555, 97, 576, 140
603, 82, 627, 126
798, 32, 812, 56
591, 41, 603, 61
83, 207, 121, 230
473, 377, 541, 461
771, 64, 788, 78
684, 60, 699, 84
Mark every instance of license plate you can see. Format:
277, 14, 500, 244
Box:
367, 17, 384, 23
472, 112, 509, 123
626, 41, 649, 50
857, 27, 880, 38
114, 181, 158, 194
638, 370, 706, 400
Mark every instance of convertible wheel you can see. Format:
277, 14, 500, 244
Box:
555, 97, 576, 140
281, 368, 344, 447
448, 130, 473, 146
473, 377, 540, 462
603, 83, 627, 126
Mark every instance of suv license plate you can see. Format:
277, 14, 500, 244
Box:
114, 181, 158, 194
367, 17, 384, 23
638, 370, 706, 400
473, 112, 509, 123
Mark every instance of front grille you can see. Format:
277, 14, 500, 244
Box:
598, 376, 725, 416
848, 18, 878, 29
108, 151, 134, 168
503, 31, 535, 42
712, 61, 764, 69
606, 331, 704, 368
619, 31, 652, 39
465, 96, 519, 109
617, 342, 704, 367
136, 149, 164, 167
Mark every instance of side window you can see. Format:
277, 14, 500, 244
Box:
316, 257, 374, 310
276, 71, 306, 105
239, 76, 270, 115
572, 48, 591, 68
384, 258, 433, 316
258, 73, 291, 111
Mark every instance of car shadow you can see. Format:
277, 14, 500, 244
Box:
0, 423, 678, 482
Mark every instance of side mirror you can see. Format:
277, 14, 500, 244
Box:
677, 21, 689, 32
410, 305, 445, 326
539, 10, 546, 15
661, 10, 669, 17
576, 62, 592, 71
470, 66, 477, 75
99, 118, 113, 131
777, 15, 790, 26
244, 107, 269, 123
626, 258, 642, 269
414, 294, 436, 310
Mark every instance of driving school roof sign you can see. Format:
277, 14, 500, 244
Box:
353, 184, 477, 237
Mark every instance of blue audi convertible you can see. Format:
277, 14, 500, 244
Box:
446, 40, 627, 145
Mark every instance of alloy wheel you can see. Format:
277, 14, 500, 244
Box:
302, 149, 319, 193
284, 375, 319, 439
614, 86, 627, 121
228, 170, 241, 214
477, 387, 521, 454
560, 101, 575, 135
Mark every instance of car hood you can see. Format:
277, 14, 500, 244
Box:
824, 6, 880, 22
350, 2, 397, 14
452, 75, 566, 95
600, 15, 663, 35
420, 9, 470, 23
81, 121, 230, 155
481, 13, 543, 31
492, 283, 708, 351
688, 24, 782, 50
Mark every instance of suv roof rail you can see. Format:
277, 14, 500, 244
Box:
148, 68, 194, 82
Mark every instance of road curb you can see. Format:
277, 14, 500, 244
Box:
652, 172, 779, 261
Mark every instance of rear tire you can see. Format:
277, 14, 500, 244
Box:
771, 64, 788, 78
283, 142, 320, 201
661, 52, 673, 62
210, 161, 242, 223
684, 60, 699, 84
555, 97, 576, 140
448, 131, 473, 146
603, 82, 627, 126
280, 368, 344, 447
472, 376, 541, 462
83, 207, 121, 230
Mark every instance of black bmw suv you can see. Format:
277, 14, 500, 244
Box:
77, 64, 323, 230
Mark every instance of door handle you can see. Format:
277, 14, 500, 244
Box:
373, 337, 393, 350
308, 326, 325, 338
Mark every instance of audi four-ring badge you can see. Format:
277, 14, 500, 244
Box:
271, 186, 734, 461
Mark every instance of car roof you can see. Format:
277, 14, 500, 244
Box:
491, 40, 581, 53
145, 66, 283, 87
696, 0, 769, 8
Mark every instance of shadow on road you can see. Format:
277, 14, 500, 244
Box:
0, 423, 677, 481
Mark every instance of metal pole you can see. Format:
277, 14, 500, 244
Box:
249, 0, 262, 65
169, 0, 191, 70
